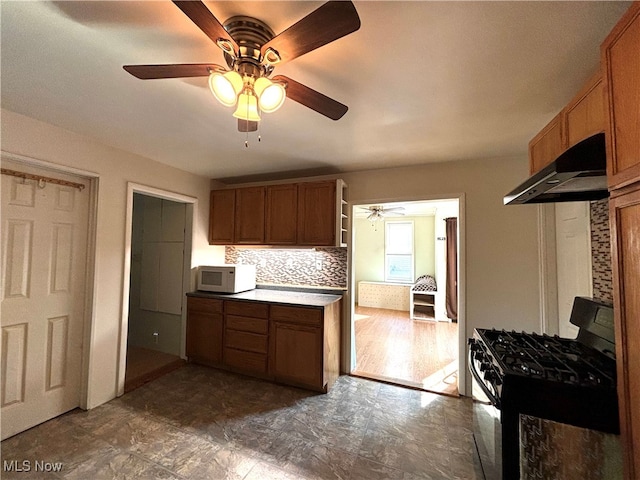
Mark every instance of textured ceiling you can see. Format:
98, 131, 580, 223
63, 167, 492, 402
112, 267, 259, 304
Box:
0, 1, 631, 182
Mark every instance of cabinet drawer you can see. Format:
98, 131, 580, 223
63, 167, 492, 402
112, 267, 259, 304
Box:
223, 348, 267, 374
224, 330, 268, 354
225, 301, 269, 318
270, 305, 322, 326
187, 296, 223, 314
226, 315, 268, 334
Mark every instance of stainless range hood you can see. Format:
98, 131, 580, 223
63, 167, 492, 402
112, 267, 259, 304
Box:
504, 133, 608, 205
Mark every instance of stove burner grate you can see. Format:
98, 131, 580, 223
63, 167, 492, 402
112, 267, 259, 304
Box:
480, 329, 616, 388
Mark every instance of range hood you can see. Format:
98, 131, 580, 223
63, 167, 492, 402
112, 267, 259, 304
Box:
504, 133, 608, 205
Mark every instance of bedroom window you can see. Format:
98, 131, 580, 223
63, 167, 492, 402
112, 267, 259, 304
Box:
385, 221, 414, 283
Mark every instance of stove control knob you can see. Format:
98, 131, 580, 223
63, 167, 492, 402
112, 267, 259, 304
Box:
473, 351, 484, 362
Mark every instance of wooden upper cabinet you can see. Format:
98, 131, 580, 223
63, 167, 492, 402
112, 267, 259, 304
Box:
297, 180, 337, 246
234, 186, 265, 244
529, 112, 564, 175
209, 189, 235, 245
266, 184, 298, 245
602, 1, 640, 190
529, 70, 607, 176
209, 179, 347, 246
564, 71, 605, 148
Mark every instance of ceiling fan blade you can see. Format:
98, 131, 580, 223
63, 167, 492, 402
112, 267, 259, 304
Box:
261, 1, 360, 65
123, 63, 225, 79
172, 1, 239, 56
238, 120, 258, 132
273, 75, 348, 120
384, 207, 405, 212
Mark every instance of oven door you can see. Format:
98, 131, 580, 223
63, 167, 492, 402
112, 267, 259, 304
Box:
472, 378, 502, 480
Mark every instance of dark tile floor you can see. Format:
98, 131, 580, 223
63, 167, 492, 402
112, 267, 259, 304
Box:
1, 365, 484, 480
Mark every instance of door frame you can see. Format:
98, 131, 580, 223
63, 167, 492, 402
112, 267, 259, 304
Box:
346, 193, 467, 395
117, 182, 197, 396
0, 150, 99, 410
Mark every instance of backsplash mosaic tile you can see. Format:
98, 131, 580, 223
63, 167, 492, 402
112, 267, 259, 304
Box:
590, 198, 612, 304
225, 246, 347, 289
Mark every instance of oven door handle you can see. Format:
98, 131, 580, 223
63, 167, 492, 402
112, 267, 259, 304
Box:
468, 347, 501, 409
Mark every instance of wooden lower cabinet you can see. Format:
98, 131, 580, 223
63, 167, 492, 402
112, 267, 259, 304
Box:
223, 301, 269, 377
270, 302, 341, 392
271, 322, 323, 390
185, 297, 223, 365
186, 295, 341, 392
609, 185, 640, 480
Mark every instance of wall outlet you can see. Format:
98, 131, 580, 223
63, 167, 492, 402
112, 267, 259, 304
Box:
153, 332, 159, 344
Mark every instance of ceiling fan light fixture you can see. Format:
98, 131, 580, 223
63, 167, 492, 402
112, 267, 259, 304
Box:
254, 77, 286, 113
233, 91, 261, 122
208, 70, 243, 107
263, 47, 281, 65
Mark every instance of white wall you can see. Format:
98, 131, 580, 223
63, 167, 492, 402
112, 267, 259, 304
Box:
1, 109, 224, 408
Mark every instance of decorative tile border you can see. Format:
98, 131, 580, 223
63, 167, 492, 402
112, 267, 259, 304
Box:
225, 246, 347, 289
590, 199, 612, 304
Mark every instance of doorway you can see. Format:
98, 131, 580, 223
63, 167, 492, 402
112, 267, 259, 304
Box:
350, 198, 461, 396
118, 184, 196, 395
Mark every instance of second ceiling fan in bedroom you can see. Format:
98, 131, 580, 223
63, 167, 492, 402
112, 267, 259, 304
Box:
361, 205, 405, 228
123, 1, 361, 133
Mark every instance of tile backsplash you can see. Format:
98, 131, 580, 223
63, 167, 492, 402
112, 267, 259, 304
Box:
590, 198, 612, 304
225, 247, 347, 289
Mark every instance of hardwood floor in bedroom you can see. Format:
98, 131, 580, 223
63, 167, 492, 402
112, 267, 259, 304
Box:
353, 305, 459, 396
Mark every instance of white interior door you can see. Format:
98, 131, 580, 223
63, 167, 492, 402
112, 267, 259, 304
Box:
1, 160, 90, 440
555, 202, 593, 338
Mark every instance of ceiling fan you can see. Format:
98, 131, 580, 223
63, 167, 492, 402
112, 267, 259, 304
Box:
123, 1, 360, 133
361, 205, 406, 222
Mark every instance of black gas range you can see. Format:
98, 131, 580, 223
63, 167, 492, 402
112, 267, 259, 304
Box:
468, 297, 619, 480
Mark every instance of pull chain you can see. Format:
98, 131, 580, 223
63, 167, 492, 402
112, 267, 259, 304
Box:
245, 99, 250, 148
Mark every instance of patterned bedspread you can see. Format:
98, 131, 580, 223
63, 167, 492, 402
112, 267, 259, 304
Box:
412, 275, 437, 292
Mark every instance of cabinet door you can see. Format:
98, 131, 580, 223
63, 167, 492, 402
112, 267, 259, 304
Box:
602, 2, 640, 189
610, 186, 640, 480
529, 112, 565, 174
297, 181, 336, 246
209, 189, 235, 244
271, 322, 323, 390
564, 72, 605, 148
186, 298, 223, 365
266, 184, 298, 245
235, 187, 265, 244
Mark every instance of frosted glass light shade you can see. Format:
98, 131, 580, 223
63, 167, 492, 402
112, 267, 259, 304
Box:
208, 71, 243, 107
254, 77, 286, 113
233, 93, 261, 121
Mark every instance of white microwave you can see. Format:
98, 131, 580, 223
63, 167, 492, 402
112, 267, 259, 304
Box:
197, 264, 256, 293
